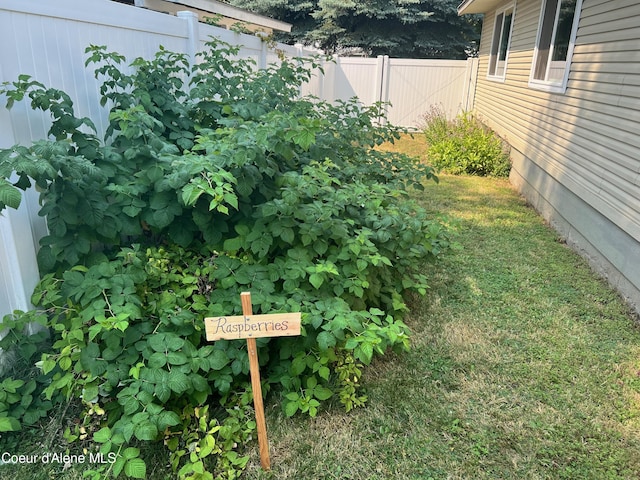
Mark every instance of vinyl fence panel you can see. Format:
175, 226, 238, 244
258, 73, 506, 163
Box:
330, 57, 384, 104
323, 56, 479, 128
384, 58, 479, 127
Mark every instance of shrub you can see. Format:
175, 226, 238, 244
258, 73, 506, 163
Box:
0, 40, 453, 479
422, 107, 511, 177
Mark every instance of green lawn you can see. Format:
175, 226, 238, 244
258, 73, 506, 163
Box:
243, 174, 640, 479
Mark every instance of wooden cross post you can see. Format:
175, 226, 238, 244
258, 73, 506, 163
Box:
241, 293, 270, 470
205, 292, 301, 470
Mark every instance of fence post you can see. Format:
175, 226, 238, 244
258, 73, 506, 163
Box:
257, 33, 268, 70
294, 43, 303, 97
374, 55, 384, 104
374, 55, 390, 125
462, 57, 479, 112
177, 11, 199, 66
319, 55, 338, 103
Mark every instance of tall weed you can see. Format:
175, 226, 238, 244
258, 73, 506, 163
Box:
422, 107, 511, 177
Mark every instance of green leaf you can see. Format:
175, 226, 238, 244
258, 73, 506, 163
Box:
318, 366, 330, 381
251, 234, 272, 257
82, 385, 99, 403
306, 376, 317, 390
59, 356, 72, 371
2, 378, 25, 393
122, 205, 142, 217
290, 355, 307, 376
313, 386, 333, 401
281, 227, 295, 244
121, 422, 135, 443
344, 337, 359, 350
181, 183, 204, 206
0, 416, 21, 432
223, 191, 238, 210
0, 180, 22, 210
151, 209, 173, 228
316, 331, 335, 351
93, 426, 112, 443
223, 236, 243, 252
261, 203, 278, 217
124, 458, 147, 478
23, 410, 43, 426
309, 273, 323, 289
155, 382, 171, 403
148, 352, 167, 368
356, 343, 374, 364
165, 335, 186, 351
122, 447, 140, 460
148, 333, 184, 352
167, 371, 190, 393
313, 239, 328, 255
40, 358, 57, 375
191, 374, 209, 393
122, 395, 140, 415
235, 224, 251, 236
208, 349, 230, 370
112, 457, 126, 477
88, 324, 102, 342
157, 411, 181, 430
292, 128, 315, 150
134, 422, 158, 441
167, 351, 187, 365
146, 165, 164, 183
284, 401, 299, 417
285, 392, 299, 401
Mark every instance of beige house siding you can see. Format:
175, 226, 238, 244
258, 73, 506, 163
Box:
472, 0, 640, 313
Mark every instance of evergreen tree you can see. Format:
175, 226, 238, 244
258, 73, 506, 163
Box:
230, 0, 480, 58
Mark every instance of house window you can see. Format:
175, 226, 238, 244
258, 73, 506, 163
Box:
529, 0, 583, 93
488, 4, 515, 81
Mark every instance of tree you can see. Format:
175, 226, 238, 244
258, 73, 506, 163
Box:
230, 0, 480, 59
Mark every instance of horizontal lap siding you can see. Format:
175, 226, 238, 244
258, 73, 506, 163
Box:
474, 0, 640, 242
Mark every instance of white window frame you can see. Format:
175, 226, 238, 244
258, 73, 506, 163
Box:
487, 3, 516, 82
529, 0, 583, 94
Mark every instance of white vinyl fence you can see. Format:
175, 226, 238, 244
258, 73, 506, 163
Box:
0, 0, 478, 319
322, 56, 478, 128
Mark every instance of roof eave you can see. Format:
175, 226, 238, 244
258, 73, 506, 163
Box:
458, 0, 504, 15
136, 0, 292, 32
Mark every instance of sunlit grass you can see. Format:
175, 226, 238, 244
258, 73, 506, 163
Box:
376, 132, 428, 161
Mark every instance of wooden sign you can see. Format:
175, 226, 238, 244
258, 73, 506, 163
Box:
204, 292, 301, 471
205, 313, 300, 341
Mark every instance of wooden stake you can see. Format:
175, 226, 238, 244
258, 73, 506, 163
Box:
241, 292, 271, 470
205, 293, 300, 470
